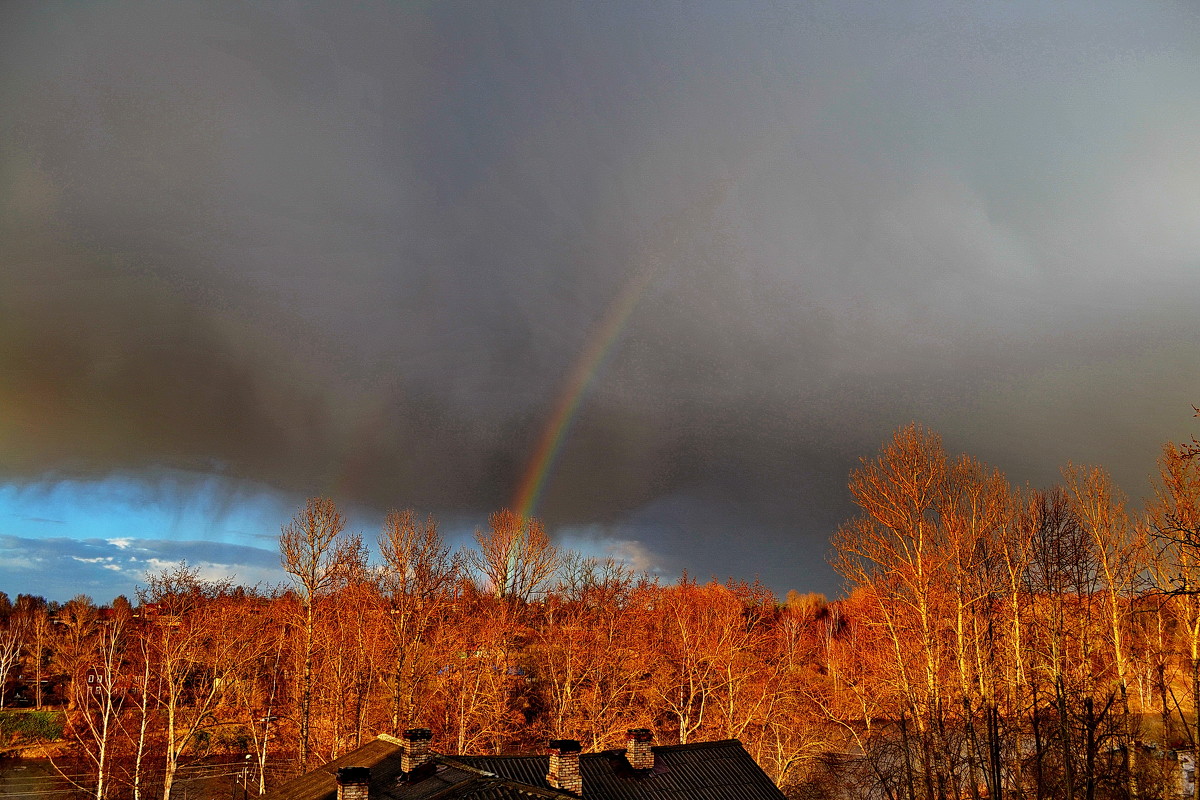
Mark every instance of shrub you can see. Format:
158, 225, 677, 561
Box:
0, 710, 65, 746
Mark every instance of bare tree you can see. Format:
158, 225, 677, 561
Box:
69, 605, 131, 800
138, 566, 248, 800
831, 423, 956, 800
51, 595, 99, 711
377, 510, 460, 733
130, 630, 152, 800
468, 510, 558, 603
0, 615, 23, 709
279, 496, 358, 771
1063, 463, 1146, 796
15, 596, 52, 709
1148, 442, 1200, 795
831, 424, 1020, 800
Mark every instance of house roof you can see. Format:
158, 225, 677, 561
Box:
262, 737, 405, 800
263, 737, 786, 800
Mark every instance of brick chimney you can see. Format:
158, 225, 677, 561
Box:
336, 767, 370, 800
626, 728, 654, 770
547, 739, 582, 795
402, 728, 433, 773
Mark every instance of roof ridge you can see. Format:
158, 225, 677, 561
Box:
420, 776, 498, 800
448, 738, 744, 758
454, 753, 543, 760
649, 738, 744, 752
484, 777, 574, 800
437, 755, 500, 778
424, 774, 572, 800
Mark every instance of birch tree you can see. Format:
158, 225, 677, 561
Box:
831, 423, 956, 800
279, 496, 358, 771
69, 605, 130, 800
377, 510, 460, 733
15, 596, 52, 709
138, 567, 252, 800
1148, 442, 1200, 796
0, 616, 23, 709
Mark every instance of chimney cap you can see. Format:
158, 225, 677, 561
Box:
336, 767, 371, 785
549, 739, 582, 753
627, 728, 653, 741
403, 728, 433, 741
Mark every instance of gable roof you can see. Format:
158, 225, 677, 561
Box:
263, 737, 405, 800
263, 737, 786, 800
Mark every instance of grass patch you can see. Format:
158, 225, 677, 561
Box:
0, 710, 65, 747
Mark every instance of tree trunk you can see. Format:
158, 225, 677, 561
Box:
300, 600, 314, 772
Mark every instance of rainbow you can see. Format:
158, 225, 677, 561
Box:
322, 261, 660, 514
510, 178, 733, 521
511, 259, 661, 521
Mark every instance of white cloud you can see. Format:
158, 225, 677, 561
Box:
553, 524, 668, 576
602, 539, 661, 575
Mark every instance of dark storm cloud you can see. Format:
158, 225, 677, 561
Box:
2, 1, 1199, 596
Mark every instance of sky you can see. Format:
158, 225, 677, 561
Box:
1, 1, 1199, 603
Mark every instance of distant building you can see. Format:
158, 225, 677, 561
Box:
263, 728, 787, 800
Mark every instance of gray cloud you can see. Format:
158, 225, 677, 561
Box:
2, 1, 1199, 598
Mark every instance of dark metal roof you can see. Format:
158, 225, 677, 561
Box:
379, 764, 484, 800
264, 737, 786, 800
451, 740, 787, 800
262, 737, 405, 800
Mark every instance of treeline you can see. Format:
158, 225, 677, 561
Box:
822, 424, 1200, 800
0, 506, 825, 800
2, 423, 1200, 800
